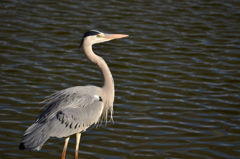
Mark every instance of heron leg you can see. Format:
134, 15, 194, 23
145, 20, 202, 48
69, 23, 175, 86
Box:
75, 132, 81, 159
61, 136, 70, 159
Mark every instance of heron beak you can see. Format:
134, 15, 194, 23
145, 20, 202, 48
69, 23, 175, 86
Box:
104, 34, 129, 40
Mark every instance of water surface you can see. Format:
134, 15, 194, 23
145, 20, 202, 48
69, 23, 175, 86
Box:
1, 0, 240, 158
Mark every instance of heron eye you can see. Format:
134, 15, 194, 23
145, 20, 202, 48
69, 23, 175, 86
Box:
96, 34, 104, 38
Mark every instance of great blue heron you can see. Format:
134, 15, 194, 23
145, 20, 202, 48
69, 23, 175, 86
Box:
19, 30, 128, 159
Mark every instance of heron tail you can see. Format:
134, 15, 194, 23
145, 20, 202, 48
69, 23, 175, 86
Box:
19, 134, 50, 151
19, 123, 50, 151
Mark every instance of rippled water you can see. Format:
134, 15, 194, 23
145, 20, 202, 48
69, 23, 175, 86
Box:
1, 0, 240, 158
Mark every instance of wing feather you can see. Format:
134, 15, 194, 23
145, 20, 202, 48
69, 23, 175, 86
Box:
21, 86, 104, 150
25, 87, 103, 137
47, 100, 104, 137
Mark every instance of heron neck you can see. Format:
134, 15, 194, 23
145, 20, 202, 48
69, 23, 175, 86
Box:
82, 41, 115, 95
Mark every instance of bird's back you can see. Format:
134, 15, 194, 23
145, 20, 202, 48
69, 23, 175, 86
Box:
19, 85, 104, 151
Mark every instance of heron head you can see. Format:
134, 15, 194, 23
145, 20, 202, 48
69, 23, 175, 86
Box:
80, 30, 128, 48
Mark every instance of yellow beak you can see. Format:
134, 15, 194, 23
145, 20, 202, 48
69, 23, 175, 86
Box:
104, 34, 129, 40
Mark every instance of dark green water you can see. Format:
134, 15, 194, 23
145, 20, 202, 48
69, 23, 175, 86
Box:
1, 0, 240, 158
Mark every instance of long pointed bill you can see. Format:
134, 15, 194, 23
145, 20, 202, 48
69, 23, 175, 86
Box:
104, 34, 129, 40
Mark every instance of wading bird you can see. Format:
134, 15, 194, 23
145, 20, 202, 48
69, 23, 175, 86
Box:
19, 30, 128, 159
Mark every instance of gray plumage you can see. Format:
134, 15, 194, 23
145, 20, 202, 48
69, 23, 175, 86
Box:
20, 86, 103, 150
19, 30, 128, 158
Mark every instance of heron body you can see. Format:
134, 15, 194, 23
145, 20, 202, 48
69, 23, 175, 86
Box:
19, 30, 128, 159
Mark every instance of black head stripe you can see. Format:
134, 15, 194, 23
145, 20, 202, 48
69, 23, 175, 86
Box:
83, 30, 101, 38
79, 30, 101, 48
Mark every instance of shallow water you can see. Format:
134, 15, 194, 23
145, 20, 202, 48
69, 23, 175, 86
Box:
1, 0, 240, 158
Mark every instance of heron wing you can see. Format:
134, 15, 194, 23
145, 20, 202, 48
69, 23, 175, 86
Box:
25, 92, 103, 135
44, 99, 104, 137
21, 89, 104, 149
